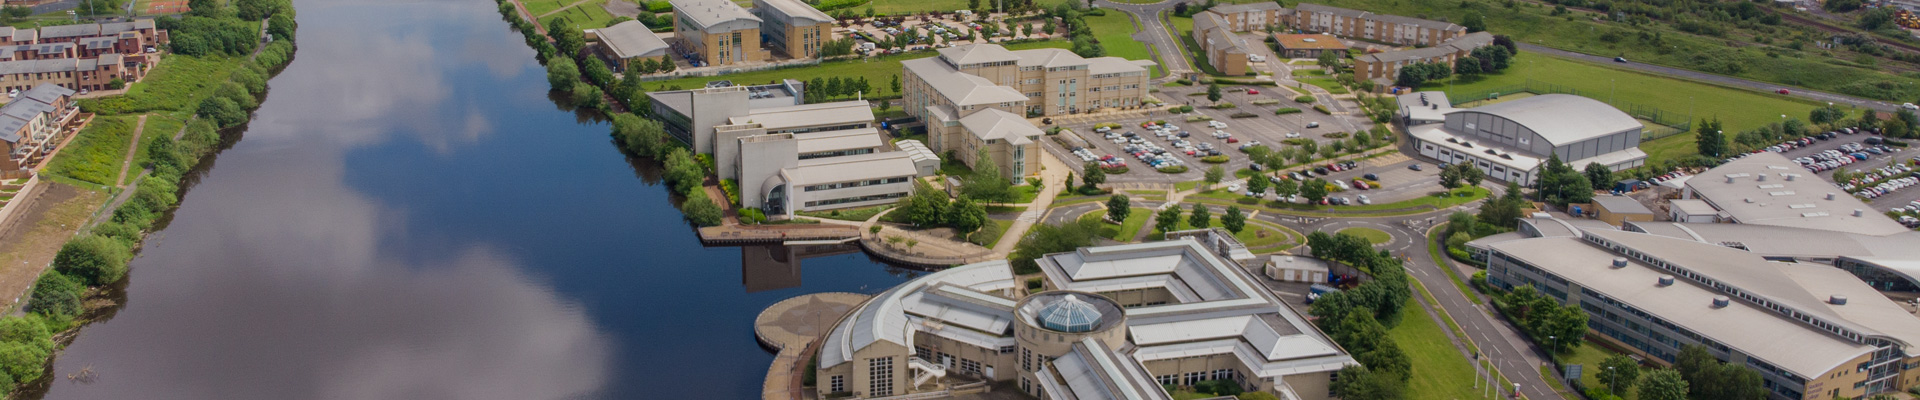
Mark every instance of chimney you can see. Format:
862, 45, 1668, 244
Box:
1658, 275, 1675, 286
1826, 193, 1836, 200
1829, 295, 1849, 305
1611, 258, 1628, 268
1712, 296, 1731, 308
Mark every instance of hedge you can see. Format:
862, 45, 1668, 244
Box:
1201, 155, 1230, 163
1229, 112, 1258, 119
1294, 95, 1315, 103
1157, 165, 1189, 173
1274, 108, 1302, 115
1313, 105, 1330, 114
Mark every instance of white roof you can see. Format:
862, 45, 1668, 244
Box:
668, 0, 761, 30
957, 108, 1041, 145
794, 128, 883, 153
732, 100, 874, 130
939, 44, 1022, 65
594, 20, 669, 59
821, 260, 1015, 368
893, 139, 940, 165
902, 57, 1028, 106
1668, 199, 1717, 215
1397, 91, 1454, 123
1452, 94, 1642, 147
786, 151, 920, 185
1407, 123, 1543, 172
1684, 152, 1909, 235
755, 0, 832, 23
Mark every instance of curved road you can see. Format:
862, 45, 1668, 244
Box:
1097, 0, 1191, 78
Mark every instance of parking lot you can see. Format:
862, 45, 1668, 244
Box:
1044, 83, 1370, 184
1767, 129, 1920, 213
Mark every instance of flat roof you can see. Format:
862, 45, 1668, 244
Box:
1207, 2, 1286, 14
1407, 123, 1542, 172
794, 127, 882, 153
1273, 33, 1347, 50
1668, 199, 1718, 215
1684, 152, 1910, 235
1489, 236, 1877, 377
733, 100, 873, 130
1397, 91, 1453, 122
787, 151, 919, 184
669, 0, 761, 30
1294, 3, 1369, 18
755, 0, 832, 23
1452, 94, 1642, 147
1591, 196, 1652, 215
595, 20, 669, 59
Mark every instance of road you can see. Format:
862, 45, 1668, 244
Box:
1095, 0, 1190, 77
1518, 43, 1897, 112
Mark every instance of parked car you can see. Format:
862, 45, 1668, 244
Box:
1306, 122, 1320, 128
1285, 132, 1301, 138
1246, 89, 1260, 95
1408, 164, 1423, 171
1363, 173, 1379, 181
1357, 195, 1371, 205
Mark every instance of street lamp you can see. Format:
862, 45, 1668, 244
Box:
1548, 335, 1556, 353
1607, 366, 1616, 394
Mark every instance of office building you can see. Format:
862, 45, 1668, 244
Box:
753, 0, 834, 58
1399, 91, 1647, 184
901, 44, 1151, 181
1678, 152, 1911, 235
670, 0, 767, 66
814, 237, 1356, 399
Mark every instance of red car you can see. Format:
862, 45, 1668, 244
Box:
1246, 89, 1260, 94
1226, 137, 1240, 143
1776, 89, 1791, 95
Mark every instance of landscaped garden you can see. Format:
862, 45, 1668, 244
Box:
1336, 227, 1391, 244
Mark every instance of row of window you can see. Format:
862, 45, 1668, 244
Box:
868, 357, 893, 397
802, 191, 908, 207
1582, 234, 1867, 344
802, 177, 910, 192
797, 148, 872, 160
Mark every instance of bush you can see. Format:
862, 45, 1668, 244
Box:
0, 341, 47, 385
1313, 105, 1331, 114
1250, 99, 1280, 105
1323, 131, 1349, 138
1177, 105, 1195, 113
1295, 95, 1316, 103
1101, 165, 1130, 174
1274, 107, 1302, 115
1210, 102, 1237, 109
1157, 165, 1189, 173
53, 234, 130, 286
1229, 112, 1258, 119
680, 191, 724, 227
1184, 115, 1213, 122
27, 271, 83, 318
196, 96, 248, 128
739, 208, 766, 224
1201, 155, 1230, 163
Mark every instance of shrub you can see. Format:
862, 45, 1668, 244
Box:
1313, 105, 1331, 114
1229, 112, 1258, 119
739, 208, 767, 224
53, 234, 130, 286
1101, 165, 1130, 174
1274, 107, 1303, 114
1185, 115, 1213, 122
1323, 131, 1350, 138
869, 225, 883, 234
1157, 165, 1188, 173
27, 271, 82, 318
1295, 95, 1316, 103
1177, 105, 1194, 113
1210, 102, 1237, 109
680, 191, 724, 227
106, 77, 125, 90
1201, 155, 1230, 163
1251, 99, 1279, 105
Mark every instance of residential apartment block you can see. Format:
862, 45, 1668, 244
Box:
1352, 31, 1493, 82
901, 44, 1150, 181
670, 0, 768, 66
586, 20, 669, 72
0, 84, 75, 176
0, 20, 167, 93
1292, 3, 1466, 47
1190, 3, 1290, 76
753, 0, 834, 58
814, 236, 1355, 399
649, 83, 936, 215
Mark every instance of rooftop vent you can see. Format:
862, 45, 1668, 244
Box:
1829, 295, 1848, 305
1658, 275, 1675, 286
1462, 141, 1474, 148
1501, 153, 1514, 160
1712, 296, 1730, 308
1611, 258, 1628, 268
1744, 198, 1754, 203
1431, 104, 1439, 110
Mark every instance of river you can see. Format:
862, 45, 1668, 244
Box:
36, 0, 913, 398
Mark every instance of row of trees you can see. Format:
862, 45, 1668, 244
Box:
1496, 285, 1589, 353
1145, 204, 1249, 234
1394, 61, 1453, 88
1239, 128, 1395, 170
1453, 46, 1514, 77
804, 75, 876, 103
1305, 231, 1417, 399
1587, 344, 1771, 400
1534, 153, 1596, 206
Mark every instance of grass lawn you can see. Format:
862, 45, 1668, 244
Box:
123, 114, 186, 186
1564, 340, 1640, 399
970, 218, 1014, 248
1164, 213, 1295, 248
45, 116, 137, 186
645, 40, 1070, 97
1419, 52, 1819, 163
798, 204, 892, 221
866, 0, 1072, 15
1188, 186, 1488, 216
1166, 14, 1227, 76
80, 55, 244, 115
1012, 184, 1040, 204
1337, 227, 1390, 244
548, 1, 619, 29
1085, 13, 1151, 61
1297, 76, 1349, 94
523, 0, 574, 16
1390, 298, 1484, 400
1078, 207, 1153, 241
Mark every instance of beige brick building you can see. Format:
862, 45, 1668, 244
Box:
901, 44, 1151, 181
1292, 3, 1466, 47
1352, 31, 1492, 82
670, 0, 768, 66
753, 0, 834, 58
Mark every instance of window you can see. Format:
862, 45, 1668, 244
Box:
830, 375, 845, 393
960, 359, 981, 376
869, 357, 894, 396
1021, 348, 1033, 372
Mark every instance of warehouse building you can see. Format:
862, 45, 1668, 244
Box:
814, 239, 1356, 399
1399, 91, 1647, 184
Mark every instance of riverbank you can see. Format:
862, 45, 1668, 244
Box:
0, 3, 301, 397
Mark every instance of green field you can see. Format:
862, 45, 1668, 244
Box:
644, 40, 1071, 97
1563, 340, 1641, 399
1163, 212, 1297, 249
1421, 52, 1819, 164
1391, 299, 1484, 400
1085, 13, 1151, 62
46, 116, 137, 186
972, 218, 1014, 248
80, 56, 244, 115
1337, 227, 1390, 244
1078, 207, 1153, 241
1324, 0, 1916, 102
123, 115, 186, 185
541, 0, 618, 29
865, 0, 1071, 15
523, 0, 576, 16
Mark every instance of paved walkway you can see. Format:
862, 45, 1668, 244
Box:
990, 151, 1071, 256
755, 292, 869, 400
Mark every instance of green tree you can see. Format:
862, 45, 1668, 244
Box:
1301, 178, 1329, 204
1316, 50, 1342, 70
680, 190, 724, 226
1247, 174, 1269, 198
962, 148, 1014, 203
546, 57, 579, 91
949, 197, 989, 234
1454, 56, 1482, 76
1188, 204, 1211, 229
902, 181, 951, 227
28, 271, 83, 318
1155, 207, 1182, 234
1858, 7, 1897, 30
1106, 195, 1131, 222
0, 340, 47, 385
1221, 206, 1245, 233
1274, 178, 1299, 200
1206, 83, 1223, 104
1462, 12, 1486, 32
1204, 165, 1225, 186
1009, 219, 1101, 274
1695, 118, 1728, 157
234, 0, 278, 19
1438, 164, 1464, 188
196, 97, 248, 128
890, 74, 901, 94
660, 148, 705, 195
1861, 108, 1881, 129
1081, 161, 1106, 191
0, 317, 51, 353
1330, 366, 1406, 400
1477, 183, 1526, 229
1461, 164, 1485, 187
1597, 354, 1641, 395
548, 18, 586, 56
1585, 163, 1615, 191
54, 235, 130, 286
187, 0, 220, 16
1637, 369, 1688, 400
1536, 153, 1592, 206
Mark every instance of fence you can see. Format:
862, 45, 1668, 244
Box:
1446, 79, 1694, 134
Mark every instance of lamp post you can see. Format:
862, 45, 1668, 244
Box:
1548, 335, 1556, 354
1608, 366, 1616, 394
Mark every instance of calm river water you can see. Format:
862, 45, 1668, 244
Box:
37, 0, 913, 398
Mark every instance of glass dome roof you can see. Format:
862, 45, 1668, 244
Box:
1036, 294, 1104, 333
